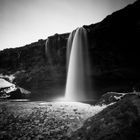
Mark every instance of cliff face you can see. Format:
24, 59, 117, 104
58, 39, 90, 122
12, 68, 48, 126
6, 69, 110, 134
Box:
0, 40, 45, 73
46, 33, 69, 66
0, 34, 69, 99
87, 0, 140, 73
0, 33, 69, 74
0, 1, 140, 99
84, 0, 140, 96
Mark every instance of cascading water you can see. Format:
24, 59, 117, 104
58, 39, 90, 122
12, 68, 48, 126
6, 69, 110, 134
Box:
65, 27, 93, 101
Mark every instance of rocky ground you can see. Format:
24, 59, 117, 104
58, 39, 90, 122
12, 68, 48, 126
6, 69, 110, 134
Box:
1, 93, 140, 140
0, 100, 107, 140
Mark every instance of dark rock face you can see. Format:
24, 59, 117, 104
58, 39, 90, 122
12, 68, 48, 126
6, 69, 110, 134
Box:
46, 33, 69, 66
0, 39, 46, 73
84, 0, 140, 96
0, 33, 69, 74
68, 94, 140, 140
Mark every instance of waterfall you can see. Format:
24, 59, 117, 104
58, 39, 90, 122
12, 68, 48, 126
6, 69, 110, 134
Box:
65, 27, 92, 101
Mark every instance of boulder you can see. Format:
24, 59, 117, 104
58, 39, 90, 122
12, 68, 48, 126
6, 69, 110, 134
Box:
68, 94, 140, 140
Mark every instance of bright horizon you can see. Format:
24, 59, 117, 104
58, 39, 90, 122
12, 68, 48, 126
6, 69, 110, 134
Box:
0, 0, 137, 50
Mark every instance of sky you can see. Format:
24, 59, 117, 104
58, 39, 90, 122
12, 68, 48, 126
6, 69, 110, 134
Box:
0, 0, 137, 50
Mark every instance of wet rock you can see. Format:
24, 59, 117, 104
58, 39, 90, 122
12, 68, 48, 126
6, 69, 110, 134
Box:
96, 92, 126, 105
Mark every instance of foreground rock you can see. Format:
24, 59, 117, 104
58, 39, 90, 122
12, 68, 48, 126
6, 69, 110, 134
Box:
68, 94, 140, 140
